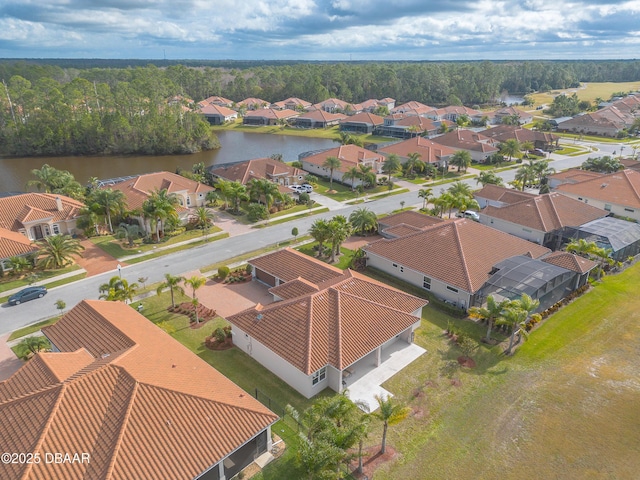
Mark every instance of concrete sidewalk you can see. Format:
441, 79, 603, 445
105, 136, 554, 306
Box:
1, 268, 88, 299
0, 333, 23, 381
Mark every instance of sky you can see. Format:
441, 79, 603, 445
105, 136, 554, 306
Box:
0, 0, 639, 60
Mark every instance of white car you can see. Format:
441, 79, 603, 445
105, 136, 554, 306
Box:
300, 184, 313, 193
288, 185, 304, 193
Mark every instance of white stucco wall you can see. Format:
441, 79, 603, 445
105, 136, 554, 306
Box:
478, 215, 546, 244
558, 192, 640, 222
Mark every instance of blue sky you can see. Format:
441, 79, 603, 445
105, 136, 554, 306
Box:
1, 0, 639, 60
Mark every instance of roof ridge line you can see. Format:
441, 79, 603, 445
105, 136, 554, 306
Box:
546, 194, 563, 229
104, 378, 139, 479
452, 221, 474, 292
334, 290, 343, 370
623, 170, 640, 203
333, 288, 425, 316
305, 297, 315, 375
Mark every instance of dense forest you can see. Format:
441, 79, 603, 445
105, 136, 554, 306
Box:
1, 59, 639, 157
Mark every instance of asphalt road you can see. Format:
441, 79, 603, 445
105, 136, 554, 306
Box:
0, 138, 625, 335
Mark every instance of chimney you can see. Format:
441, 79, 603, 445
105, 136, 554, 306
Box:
55, 196, 63, 212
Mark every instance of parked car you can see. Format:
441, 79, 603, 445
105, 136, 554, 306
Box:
8, 286, 48, 306
300, 184, 314, 193
456, 210, 480, 221
531, 148, 546, 156
288, 185, 303, 193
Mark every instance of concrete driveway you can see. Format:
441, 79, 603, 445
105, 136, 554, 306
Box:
197, 279, 274, 318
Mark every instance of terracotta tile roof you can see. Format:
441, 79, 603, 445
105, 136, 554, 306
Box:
378, 136, 457, 164
481, 125, 558, 144
391, 101, 434, 114
556, 169, 640, 209
211, 158, 305, 185
542, 251, 597, 274
272, 97, 312, 109
312, 98, 357, 112
0, 300, 278, 480
379, 211, 445, 230
0, 193, 84, 232
268, 277, 319, 300
244, 108, 300, 120
339, 111, 384, 126
302, 145, 386, 174
548, 169, 603, 185
236, 97, 269, 108
199, 95, 233, 107
474, 185, 536, 204
250, 247, 344, 285
0, 226, 39, 259
395, 115, 439, 131
228, 272, 426, 374
105, 171, 212, 212
295, 109, 347, 123
482, 193, 607, 232
199, 103, 237, 117
432, 129, 499, 153
364, 219, 550, 293
380, 224, 425, 238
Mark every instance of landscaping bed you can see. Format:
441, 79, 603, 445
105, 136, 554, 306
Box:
168, 302, 217, 328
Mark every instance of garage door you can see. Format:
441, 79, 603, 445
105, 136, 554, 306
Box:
255, 268, 276, 286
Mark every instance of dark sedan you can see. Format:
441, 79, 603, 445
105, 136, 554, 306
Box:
7, 286, 48, 306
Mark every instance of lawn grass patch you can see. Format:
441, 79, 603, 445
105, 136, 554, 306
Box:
124, 233, 230, 264
252, 208, 330, 228
8, 317, 59, 341
295, 242, 355, 270
0, 264, 82, 293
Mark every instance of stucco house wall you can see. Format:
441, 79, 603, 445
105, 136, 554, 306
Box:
478, 215, 547, 244
558, 192, 640, 222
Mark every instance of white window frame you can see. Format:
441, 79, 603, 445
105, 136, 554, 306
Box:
312, 366, 326, 386
52, 224, 60, 235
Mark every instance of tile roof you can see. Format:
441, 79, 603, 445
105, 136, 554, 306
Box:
339, 111, 384, 126
236, 97, 269, 108
268, 277, 320, 300
548, 169, 603, 185
482, 193, 607, 232
391, 101, 434, 114
481, 125, 558, 144
302, 145, 386, 174
104, 171, 213, 212
244, 108, 300, 120
228, 269, 427, 374
0, 226, 39, 259
432, 129, 499, 153
474, 185, 536, 204
555, 169, 640, 209
199, 103, 238, 117
542, 251, 597, 274
272, 97, 312, 109
199, 95, 233, 107
379, 211, 445, 230
0, 300, 278, 480
295, 109, 347, 123
364, 219, 550, 293
250, 247, 345, 285
210, 157, 305, 185
378, 136, 457, 164
0, 193, 84, 232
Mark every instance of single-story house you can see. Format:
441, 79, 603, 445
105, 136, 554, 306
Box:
199, 95, 234, 108
377, 210, 445, 239
431, 129, 499, 162
391, 101, 436, 116
427, 105, 482, 122
236, 97, 270, 111
242, 108, 299, 126
0, 226, 40, 270
271, 97, 312, 111
554, 169, 640, 222
378, 115, 441, 139
484, 106, 533, 125
357, 97, 396, 112
300, 145, 387, 187
0, 300, 278, 480
378, 136, 457, 168
563, 216, 640, 261
292, 109, 347, 129
199, 103, 238, 125
312, 98, 360, 114
478, 192, 608, 250
0, 193, 84, 242
546, 169, 603, 190
480, 125, 559, 151
339, 111, 385, 134
363, 218, 551, 310
210, 157, 307, 187
227, 248, 427, 398
474, 184, 536, 208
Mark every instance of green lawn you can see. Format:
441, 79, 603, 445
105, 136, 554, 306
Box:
252, 207, 330, 228
0, 272, 87, 304
8, 317, 60, 341
314, 178, 402, 202
0, 264, 82, 293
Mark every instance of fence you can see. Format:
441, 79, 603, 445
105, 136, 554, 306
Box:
253, 388, 304, 433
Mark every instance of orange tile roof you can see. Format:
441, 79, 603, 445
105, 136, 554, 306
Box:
548, 168, 603, 184
542, 251, 597, 274
295, 109, 347, 122
0, 193, 84, 232
364, 219, 550, 293
474, 185, 536, 204
379, 211, 445, 230
556, 169, 640, 209
301, 145, 386, 174
339, 111, 384, 126
229, 270, 426, 374
199, 95, 233, 107
250, 247, 345, 285
378, 136, 457, 164
268, 277, 319, 300
244, 108, 300, 120
211, 158, 305, 185
199, 103, 237, 117
0, 300, 277, 480
105, 171, 213, 212
0, 226, 39, 259
236, 97, 269, 108
432, 129, 499, 153
391, 101, 434, 113
481, 125, 558, 144
272, 97, 312, 109
482, 193, 607, 232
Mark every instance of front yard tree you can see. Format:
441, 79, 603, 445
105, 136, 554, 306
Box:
418, 187, 433, 210
381, 153, 401, 179
193, 207, 215, 236
36, 234, 85, 270
499, 138, 521, 162
54, 299, 66, 315
476, 170, 504, 187
185, 276, 206, 324
156, 273, 185, 308
349, 207, 378, 236
99, 276, 138, 304
116, 223, 142, 247
309, 219, 332, 258
404, 152, 423, 177
18, 336, 50, 356
374, 394, 411, 454
323, 156, 342, 191
343, 166, 361, 191
328, 215, 352, 263
450, 150, 472, 173
92, 188, 128, 234
142, 188, 180, 242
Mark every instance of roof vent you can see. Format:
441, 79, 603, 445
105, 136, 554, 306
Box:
101, 353, 110, 359
256, 314, 263, 321
601, 183, 608, 188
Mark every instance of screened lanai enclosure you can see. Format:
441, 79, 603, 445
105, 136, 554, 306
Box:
564, 217, 640, 261
477, 255, 587, 312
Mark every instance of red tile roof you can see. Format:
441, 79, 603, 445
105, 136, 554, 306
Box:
0, 193, 84, 233
302, 145, 386, 174
365, 219, 550, 293
199, 103, 237, 117
211, 157, 305, 185
295, 109, 347, 123
432, 129, 499, 153
244, 108, 300, 120
250, 247, 345, 285
0, 227, 39, 259
378, 136, 457, 164
0, 300, 278, 480
339, 111, 384, 126
379, 211, 445, 230
474, 185, 536, 204
556, 169, 640, 209
482, 193, 607, 232
542, 251, 597, 274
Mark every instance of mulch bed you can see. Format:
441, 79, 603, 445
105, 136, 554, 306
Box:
205, 337, 234, 351
168, 302, 217, 329
349, 445, 398, 479
457, 355, 477, 368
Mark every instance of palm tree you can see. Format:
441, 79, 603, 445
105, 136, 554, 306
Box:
469, 295, 510, 342
309, 219, 332, 258
184, 276, 206, 324
531, 160, 555, 186
156, 273, 185, 308
566, 238, 597, 258
373, 394, 411, 454
349, 207, 378, 236
381, 154, 401, 179
476, 170, 504, 187
27, 164, 59, 193
499, 138, 521, 162
497, 305, 528, 355
91, 188, 127, 233
142, 188, 180, 241
342, 166, 361, 190
404, 152, 423, 176
323, 156, 342, 191
450, 150, 472, 173
192, 206, 215, 236
116, 223, 142, 247
17, 336, 50, 356
514, 163, 536, 190
36, 235, 85, 270
358, 164, 376, 188
418, 187, 433, 210
447, 181, 473, 198
8, 256, 31, 276
99, 276, 138, 303
328, 215, 352, 263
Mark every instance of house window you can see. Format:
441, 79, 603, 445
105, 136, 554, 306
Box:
625, 208, 634, 213
400, 266, 404, 273
392, 263, 398, 268
43, 225, 51, 236
446, 286, 459, 293
52, 224, 60, 235
523, 228, 532, 233
603, 204, 612, 211
186, 196, 191, 206
423, 276, 431, 290
312, 367, 326, 386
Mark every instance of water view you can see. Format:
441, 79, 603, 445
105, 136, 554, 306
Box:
0, 130, 336, 192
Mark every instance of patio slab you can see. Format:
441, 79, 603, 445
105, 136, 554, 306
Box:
344, 341, 426, 412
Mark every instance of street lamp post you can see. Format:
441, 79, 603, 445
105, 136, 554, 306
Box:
117, 263, 122, 279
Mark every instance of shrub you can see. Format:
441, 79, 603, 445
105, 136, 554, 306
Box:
245, 264, 253, 274
218, 266, 230, 280
246, 203, 268, 222
298, 192, 310, 204
214, 327, 226, 343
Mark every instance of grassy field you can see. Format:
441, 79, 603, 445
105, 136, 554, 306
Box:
529, 81, 640, 108
0, 264, 82, 293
